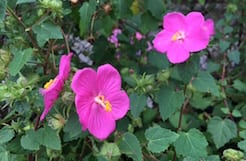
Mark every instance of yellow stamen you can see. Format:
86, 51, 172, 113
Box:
171, 31, 185, 41
44, 79, 55, 89
94, 95, 112, 112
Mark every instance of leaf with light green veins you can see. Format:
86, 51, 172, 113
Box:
192, 71, 220, 97
8, 48, 33, 76
130, 93, 147, 118
156, 86, 184, 121
145, 126, 179, 153
173, 128, 208, 157
32, 22, 63, 47
207, 116, 237, 149
119, 132, 142, 161
0, 0, 7, 23
0, 128, 15, 144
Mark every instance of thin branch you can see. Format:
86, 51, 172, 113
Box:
89, 12, 97, 40
221, 52, 229, 108
177, 95, 191, 132
60, 27, 70, 54
6, 6, 40, 50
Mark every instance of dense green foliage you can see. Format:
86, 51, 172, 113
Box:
0, 0, 246, 160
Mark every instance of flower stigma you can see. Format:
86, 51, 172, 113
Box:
171, 31, 185, 41
94, 95, 112, 112
44, 79, 55, 89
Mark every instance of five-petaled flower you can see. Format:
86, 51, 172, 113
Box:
40, 53, 73, 121
153, 12, 214, 64
71, 64, 130, 140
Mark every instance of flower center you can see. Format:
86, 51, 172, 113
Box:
44, 79, 55, 89
171, 31, 185, 41
94, 95, 112, 112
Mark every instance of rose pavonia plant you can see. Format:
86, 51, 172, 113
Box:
0, 1, 245, 161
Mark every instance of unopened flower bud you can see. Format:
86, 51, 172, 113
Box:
157, 70, 170, 82
70, 0, 78, 4
48, 114, 66, 130
103, 4, 112, 14
223, 148, 244, 160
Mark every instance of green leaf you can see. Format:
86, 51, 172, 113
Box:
63, 112, 84, 142
189, 93, 213, 110
238, 140, 246, 152
0, 0, 7, 23
140, 12, 158, 34
0, 128, 14, 144
32, 22, 63, 47
37, 126, 61, 150
144, 0, 165, 19
232, 79, 246, 92
0, 146, 10, 161
79, 0, 96, 36
183, 155, 220, 161
239, 130, 246, 139
8, 48, 33, 76
170, 56, 199, 83
130, 93, 147, 118
119, 132, 142, 161
207, 117, 237, 148
156, 86, 184, 121
232, 109, 242, 117
20, 130, 40, 150
219, 40, 230, 52
16, 0, 36, 4
174, 128, 208, 157
145, 126, 179, 153
99, 142, 121, 160
148, 51, 169, 69
192, 71, 220, 96
112, 0, 132, 19
227, 50, 240, 64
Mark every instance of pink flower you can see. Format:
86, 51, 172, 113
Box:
108, 28, 122, 48
71, 64, 130, 140
153, 12, 214, 64
135, 32, 144, 41
40, 53, 73, 121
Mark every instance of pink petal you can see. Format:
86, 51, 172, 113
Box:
152, 30, 173, 53
97, 64, 121, 95
59, 53, 73, 80
135, 32, 144, 41
40, 76, 64, 121
75, 94, 94, 130
186, 12, 205, 33
184, 27, 209, 52
107, 90, 130, 120
204, 19, 215, 36
167, 42, 190, 64
163, 12, 187, 32
71, 68, 97, 95
87, 104, 116, 140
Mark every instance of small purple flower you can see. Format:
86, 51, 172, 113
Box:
108, 28, 122, 48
